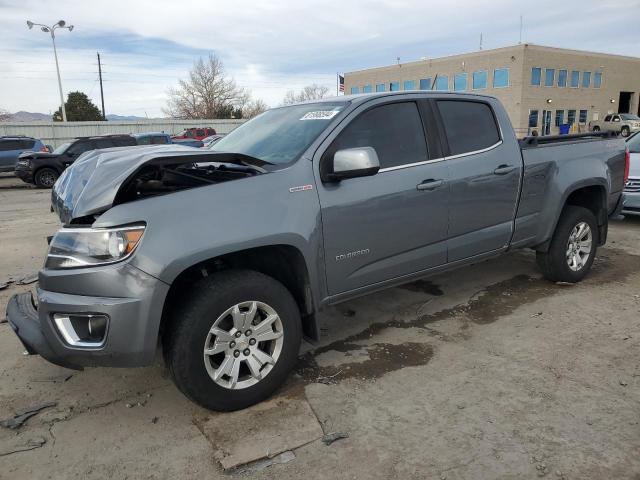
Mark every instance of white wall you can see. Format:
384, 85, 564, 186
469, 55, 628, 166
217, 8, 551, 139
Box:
0, 119, 245, 148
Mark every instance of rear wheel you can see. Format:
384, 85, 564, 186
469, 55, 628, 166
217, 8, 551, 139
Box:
536, 206, 598, 283
621, 126, 630, 137
166, 270, 302, 411
34, 168, 58, 188
592, 126, 600, 132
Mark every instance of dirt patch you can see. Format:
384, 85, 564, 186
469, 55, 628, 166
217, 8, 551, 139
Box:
297, 342, 434, 384
298, 248, 640, 384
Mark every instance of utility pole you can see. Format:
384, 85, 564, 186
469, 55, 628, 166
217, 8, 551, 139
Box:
479, 33, 483, 51
97, 52, 105, 120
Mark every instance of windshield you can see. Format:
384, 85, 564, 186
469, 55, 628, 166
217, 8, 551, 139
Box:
627, 132, 640, 153
53, 142, 71, 154
620, 114, 640, 121
211, 102, 348, 164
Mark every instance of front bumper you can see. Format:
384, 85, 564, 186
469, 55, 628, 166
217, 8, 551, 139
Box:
14, 162, 34, 183
622, 191, 640, 216
5, 263, 170, 369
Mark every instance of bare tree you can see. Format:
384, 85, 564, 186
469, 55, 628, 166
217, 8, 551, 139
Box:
0, 108, 10, 122
164, 54, 249, 119
242, 99, 268, 119
282, 84, 330, 105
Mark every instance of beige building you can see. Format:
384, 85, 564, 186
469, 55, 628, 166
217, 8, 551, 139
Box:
344, 44, 640, 137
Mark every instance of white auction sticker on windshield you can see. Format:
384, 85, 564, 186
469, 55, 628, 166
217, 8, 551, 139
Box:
300, 110, 340, 120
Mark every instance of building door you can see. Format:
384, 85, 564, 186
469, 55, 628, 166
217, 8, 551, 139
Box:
618, 92, 633, 113
541, 110, 552, 135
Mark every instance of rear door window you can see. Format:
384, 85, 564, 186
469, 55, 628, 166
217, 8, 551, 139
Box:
329, 101, 428, 170
0, 140, 20, 151
604, 115, 612, 122
437, 100, 501, 156
196, 129, 205, 137
137, 136, 151, 145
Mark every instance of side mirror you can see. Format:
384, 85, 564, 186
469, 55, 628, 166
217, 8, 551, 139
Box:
324, 147, 380, 182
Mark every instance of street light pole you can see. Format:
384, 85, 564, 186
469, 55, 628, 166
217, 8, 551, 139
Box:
27, 20, 74, 122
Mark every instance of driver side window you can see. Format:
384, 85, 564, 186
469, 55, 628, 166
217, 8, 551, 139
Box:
328, 102, 428, 170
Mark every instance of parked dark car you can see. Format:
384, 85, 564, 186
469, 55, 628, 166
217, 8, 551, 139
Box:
0, 136, 47, 173
132, 132, 172, 145
14, 134, 137, 188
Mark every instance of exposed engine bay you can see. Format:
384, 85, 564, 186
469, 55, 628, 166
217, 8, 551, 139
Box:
114, 156, 263, 205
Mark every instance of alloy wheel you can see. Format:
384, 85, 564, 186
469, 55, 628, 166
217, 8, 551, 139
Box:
203, 301, 284, 390
566, 222, 592, 272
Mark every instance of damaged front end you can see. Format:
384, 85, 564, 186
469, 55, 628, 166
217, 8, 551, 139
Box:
51, 145, 268, 224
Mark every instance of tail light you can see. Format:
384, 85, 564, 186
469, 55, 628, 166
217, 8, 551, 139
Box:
624, 147, 630, 184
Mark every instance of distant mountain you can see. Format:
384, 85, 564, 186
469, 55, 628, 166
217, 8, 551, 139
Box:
106, 114, 149, 121
1, 111, 158, 122
5, 111, 52, 122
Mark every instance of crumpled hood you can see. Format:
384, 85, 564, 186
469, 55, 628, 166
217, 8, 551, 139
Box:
51, 144, 231, 224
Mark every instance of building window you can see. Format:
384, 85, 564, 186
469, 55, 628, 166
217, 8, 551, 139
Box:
579, 110, 588, 123
419, 78, 432, 90
594, 72, 602, 88
493, 68, 509, 88
363, 84, 372, 93
582, 72, 591, 88
531, 67, 542, 86
545, 68, 555, 87
435, 75, 449, 91
570, 70, 580, 88
403, 80, 416, 90
375, 83, 385, 92
454, 73, 468, 91
472, 70, 487, 89
390, 81, 400, 91
558, 69, 567, 87
568, 110, 576, 125
529, 110, 539, 128
350, 86, 359, 94
555, 110, 565, 127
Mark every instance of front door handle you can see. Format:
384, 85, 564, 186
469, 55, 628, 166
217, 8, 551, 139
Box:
417, 179, 444, 191
493, 164, 516, 175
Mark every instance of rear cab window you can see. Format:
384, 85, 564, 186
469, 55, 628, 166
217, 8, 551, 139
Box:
328, 101, 428, 170
436, 100, 501, 156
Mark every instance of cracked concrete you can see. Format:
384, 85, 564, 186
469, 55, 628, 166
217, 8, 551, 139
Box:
1, 174, 640, 479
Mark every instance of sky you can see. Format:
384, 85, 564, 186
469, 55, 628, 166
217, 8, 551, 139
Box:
0, 0, 639, 117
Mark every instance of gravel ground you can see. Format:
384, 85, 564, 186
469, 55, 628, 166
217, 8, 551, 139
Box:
0, 174, 639, 479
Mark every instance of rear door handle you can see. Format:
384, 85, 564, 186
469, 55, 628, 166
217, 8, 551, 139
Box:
417, 179, 444, 191
493, 164, 516, 175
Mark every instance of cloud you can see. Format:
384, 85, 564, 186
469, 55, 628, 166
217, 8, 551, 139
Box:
0, 0, 639, 116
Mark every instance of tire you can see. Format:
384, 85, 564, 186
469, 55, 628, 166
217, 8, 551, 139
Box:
592, 126, 600, 132
621, 126, 630, 137
34, 168, 58, 188
166, 269, 302, 411
536, 206, 598, 283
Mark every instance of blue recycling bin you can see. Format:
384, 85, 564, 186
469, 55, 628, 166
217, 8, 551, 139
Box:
559, 123, 570, 135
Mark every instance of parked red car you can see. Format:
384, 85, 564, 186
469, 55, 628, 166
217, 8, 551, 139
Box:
172, 128, 217, 141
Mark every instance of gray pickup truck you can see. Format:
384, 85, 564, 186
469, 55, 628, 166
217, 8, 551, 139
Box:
7, 92, 628, 411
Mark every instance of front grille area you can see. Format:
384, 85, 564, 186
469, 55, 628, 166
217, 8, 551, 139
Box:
624, 179, 640, 193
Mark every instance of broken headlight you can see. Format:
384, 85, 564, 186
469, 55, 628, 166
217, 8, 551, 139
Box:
45, 224, 145, 269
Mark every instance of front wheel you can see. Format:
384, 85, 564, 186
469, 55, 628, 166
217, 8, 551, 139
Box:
536, 206, 598, 283
592, 126, 600, 132
166, 270, 302, 411
34, 168, 58, 188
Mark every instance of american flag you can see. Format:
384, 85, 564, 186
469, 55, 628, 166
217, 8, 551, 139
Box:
338, 74, 345, 93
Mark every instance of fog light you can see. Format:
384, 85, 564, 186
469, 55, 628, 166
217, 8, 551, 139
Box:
53, 313, 109, 348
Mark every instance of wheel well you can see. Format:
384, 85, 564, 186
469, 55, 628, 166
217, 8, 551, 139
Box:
565, 185, 607, 243
160, 245, 317, 349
